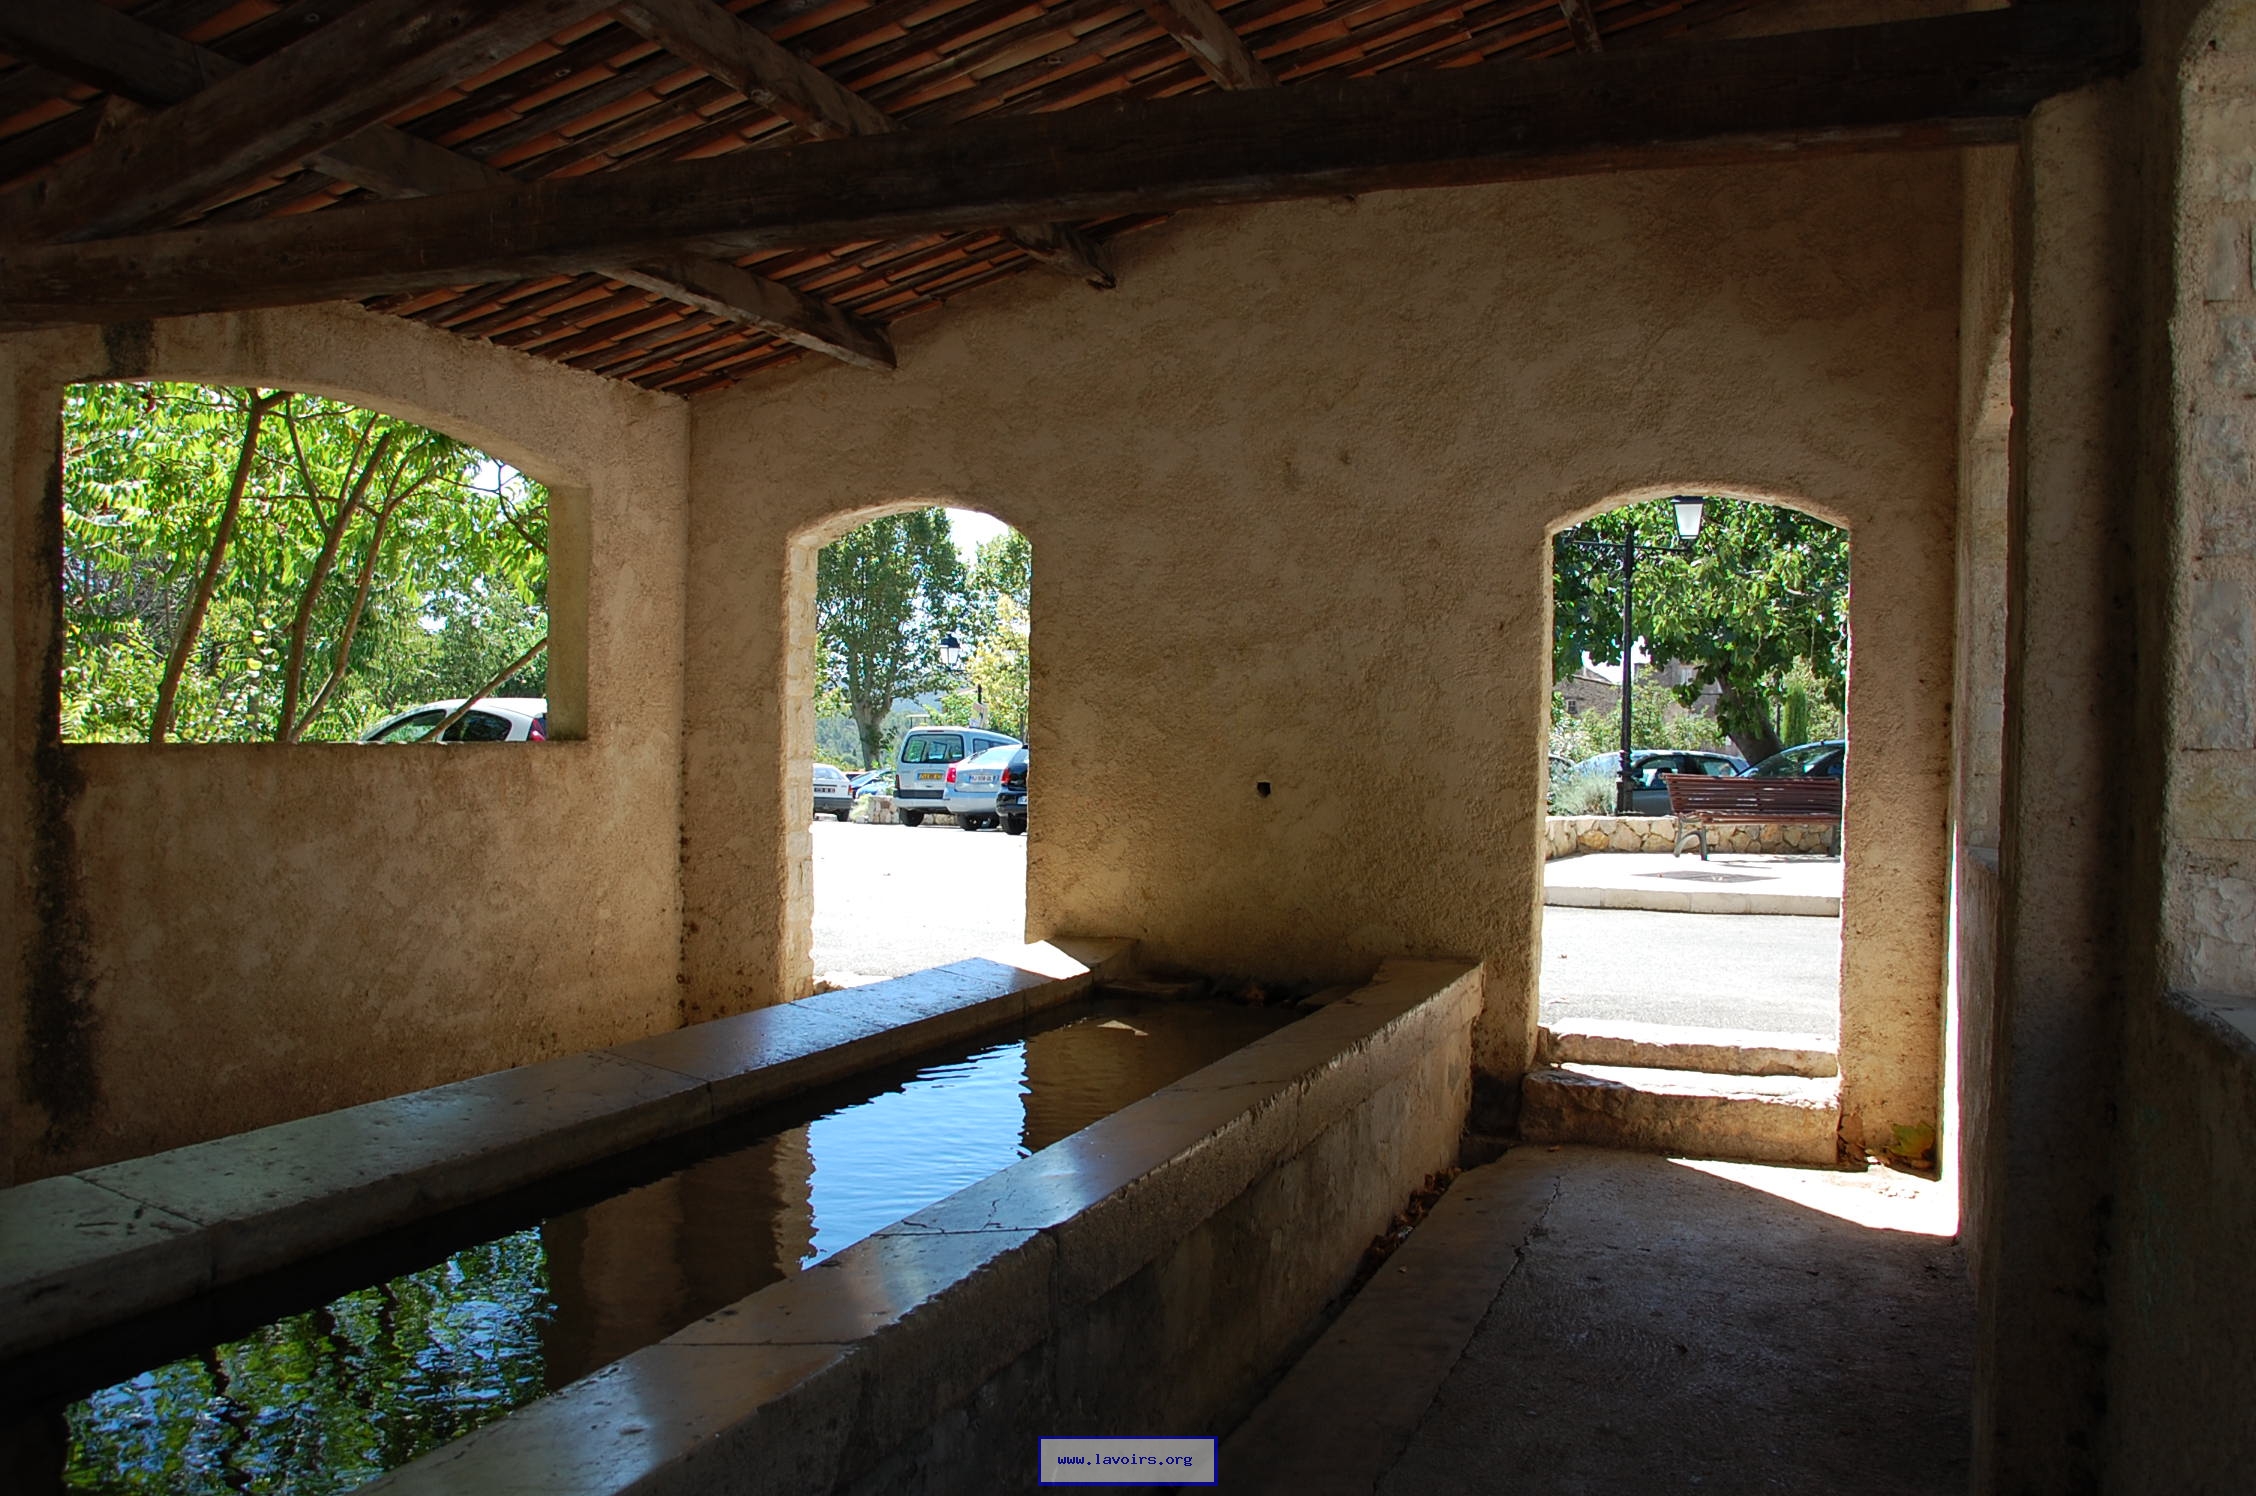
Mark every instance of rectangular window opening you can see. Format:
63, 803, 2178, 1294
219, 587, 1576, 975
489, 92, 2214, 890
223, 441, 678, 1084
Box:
59, 381, 559, 746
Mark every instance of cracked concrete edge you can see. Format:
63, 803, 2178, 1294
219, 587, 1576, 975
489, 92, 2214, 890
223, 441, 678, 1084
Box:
1219, 1148, 1564, 1495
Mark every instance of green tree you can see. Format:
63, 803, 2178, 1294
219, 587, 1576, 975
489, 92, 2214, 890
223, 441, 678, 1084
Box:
815, 510, 968, 765
61, 382, 548, 744
932, 529, 1032, 738
1553, 497, 1848, 765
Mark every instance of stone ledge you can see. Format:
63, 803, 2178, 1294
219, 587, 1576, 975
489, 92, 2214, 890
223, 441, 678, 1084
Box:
1520, 1063, 1840, 1166
1539, 1020, 1838, 1078
0, 939, 1132, 1361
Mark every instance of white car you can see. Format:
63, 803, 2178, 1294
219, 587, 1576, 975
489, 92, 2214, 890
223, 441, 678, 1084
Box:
361, 696, 548, 743
813, 762, 854, 821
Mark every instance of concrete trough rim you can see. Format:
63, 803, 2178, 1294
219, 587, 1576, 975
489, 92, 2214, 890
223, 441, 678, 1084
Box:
0, 938, 1132, 1362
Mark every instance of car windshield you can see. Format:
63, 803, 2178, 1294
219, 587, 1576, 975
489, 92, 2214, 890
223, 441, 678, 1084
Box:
965, 746, 1016, 768
901, 734, 966, 764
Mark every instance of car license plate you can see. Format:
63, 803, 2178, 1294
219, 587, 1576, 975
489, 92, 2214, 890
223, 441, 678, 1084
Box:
918, 771, 940, 782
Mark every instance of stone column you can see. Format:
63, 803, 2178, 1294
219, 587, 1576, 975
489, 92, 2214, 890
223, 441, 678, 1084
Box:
1974, 84, 2137, 1493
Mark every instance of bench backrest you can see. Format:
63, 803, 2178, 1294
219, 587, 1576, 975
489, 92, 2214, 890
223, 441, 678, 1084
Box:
1661, 773, 1842, 816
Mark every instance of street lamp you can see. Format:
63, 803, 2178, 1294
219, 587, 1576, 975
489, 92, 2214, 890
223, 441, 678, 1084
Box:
1559, 496, 1708, 816
936, 631, 985, 726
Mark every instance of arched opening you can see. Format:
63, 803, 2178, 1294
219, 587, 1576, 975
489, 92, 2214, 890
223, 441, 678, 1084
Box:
784, 502, 1034, 993
55, 378, 581, 746
1533, 490, 1857, 1164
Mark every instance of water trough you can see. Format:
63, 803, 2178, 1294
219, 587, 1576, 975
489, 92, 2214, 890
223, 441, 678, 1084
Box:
0, 944, 1480, 1493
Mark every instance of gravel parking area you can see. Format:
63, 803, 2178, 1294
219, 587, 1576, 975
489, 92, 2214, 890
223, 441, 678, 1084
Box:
810, 817, 1028, 985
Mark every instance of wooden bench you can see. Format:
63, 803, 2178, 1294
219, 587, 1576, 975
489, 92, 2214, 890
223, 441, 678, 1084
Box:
1661, 773, 1842, 860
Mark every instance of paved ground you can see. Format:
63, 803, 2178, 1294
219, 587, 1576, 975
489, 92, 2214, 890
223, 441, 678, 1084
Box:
1225, 1146, 1969, 1495
1538, 906, 1842, 1040
1545, 851, 1842, 915
809, 817, 1027, 985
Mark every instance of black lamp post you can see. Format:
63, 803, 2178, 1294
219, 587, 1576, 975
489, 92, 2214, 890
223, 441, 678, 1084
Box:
1558, 496, 1708, 815
936, 631, 985, 727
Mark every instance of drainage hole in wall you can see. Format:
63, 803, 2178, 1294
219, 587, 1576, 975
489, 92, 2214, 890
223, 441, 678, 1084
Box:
1256, 781, 1272, 797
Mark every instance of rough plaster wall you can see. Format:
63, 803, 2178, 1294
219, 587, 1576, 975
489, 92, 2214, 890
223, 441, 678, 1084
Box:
0, 306, 689, 1181
1952, 144, 2015, 1282
684, 155, 1959, 1148
1974, 83, 2141, 1493
2166, 7, 2256, 997
2099, 0, 2256, 1486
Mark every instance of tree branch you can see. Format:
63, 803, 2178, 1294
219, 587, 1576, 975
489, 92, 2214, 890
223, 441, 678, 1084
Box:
277, 426, 395, 741
416, 636, 551, 741
150, 388, 282, 742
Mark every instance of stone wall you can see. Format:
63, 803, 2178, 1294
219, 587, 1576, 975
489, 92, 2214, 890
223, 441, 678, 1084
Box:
682, 149, 1960, 1150
0, 307, 691, 1182
1541, 816, 1841, 859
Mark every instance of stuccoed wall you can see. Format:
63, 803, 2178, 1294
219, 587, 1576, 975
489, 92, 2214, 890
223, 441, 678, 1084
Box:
682, 152, 1959, 1147
0, 306, 690, 1181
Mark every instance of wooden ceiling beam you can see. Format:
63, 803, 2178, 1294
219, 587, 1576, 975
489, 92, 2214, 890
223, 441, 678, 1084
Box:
0, 5, 2136, 329
615, 0, 1115, 288
1139, 0, 1278, 89
1557, 0, 1606, 54
0, 0, 894, 371
0, 0, 623, 245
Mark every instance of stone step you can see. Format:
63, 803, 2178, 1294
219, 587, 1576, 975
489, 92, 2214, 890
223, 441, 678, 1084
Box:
1538, 1020, 1838, 1078
1519, 1063, 1840, 1166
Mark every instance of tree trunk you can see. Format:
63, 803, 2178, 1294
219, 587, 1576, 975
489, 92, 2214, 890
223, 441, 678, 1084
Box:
151, 389, 282, 743
852, 699, 887, 768
1717, 680, 1785, 766
277, 427, 394, 740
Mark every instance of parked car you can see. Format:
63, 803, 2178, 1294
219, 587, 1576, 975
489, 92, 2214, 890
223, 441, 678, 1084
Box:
1567, 748, 1745, 815
1745, 739, 1848, 778
942, 743, 1021, 829
848, 768, 894, 799
813, 762, 854, 821
361, 696, 547, 743
994, 748, 1029, 835
894, 724, 1021, 826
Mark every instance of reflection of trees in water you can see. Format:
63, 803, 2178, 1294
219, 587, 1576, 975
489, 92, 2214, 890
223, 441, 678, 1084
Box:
63, 1231, 553, 1494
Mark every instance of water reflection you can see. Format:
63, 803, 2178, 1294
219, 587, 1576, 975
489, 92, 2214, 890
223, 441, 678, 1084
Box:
27, 994, 1293, 1494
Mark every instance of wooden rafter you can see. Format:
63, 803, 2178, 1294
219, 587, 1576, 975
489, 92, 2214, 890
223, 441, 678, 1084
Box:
0, 0, 621, 245
614, 0, 1115, 289
1140, 0, 1278, 89
0, 5, 2134, 329
1558, 0, 1606, 53
0, 2, 894, 371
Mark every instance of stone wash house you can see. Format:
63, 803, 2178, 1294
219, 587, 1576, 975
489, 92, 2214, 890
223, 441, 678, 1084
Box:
0, 0, 2250, 1490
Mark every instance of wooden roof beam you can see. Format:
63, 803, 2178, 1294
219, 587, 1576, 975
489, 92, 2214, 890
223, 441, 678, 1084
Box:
0, 1, 893, 371
0, 0, 622, 245
616, 0, 1115, 288
0, 5, 2137, 328
1558, 0, 1606, 54
1140, 0, 1277, 89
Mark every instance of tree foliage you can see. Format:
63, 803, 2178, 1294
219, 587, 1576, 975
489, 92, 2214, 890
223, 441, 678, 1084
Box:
1553, 497, 1849, 765
934, 531, 1031, 740
815, 509, 968, 766
61, 382, 547, 744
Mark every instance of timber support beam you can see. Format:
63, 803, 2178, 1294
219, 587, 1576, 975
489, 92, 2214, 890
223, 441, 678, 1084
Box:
0, 5, 2137, 328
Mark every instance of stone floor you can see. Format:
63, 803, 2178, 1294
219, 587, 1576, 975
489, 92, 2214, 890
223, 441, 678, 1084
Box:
1224, 1146, 1969, 1494
1544, 852, 1843, 915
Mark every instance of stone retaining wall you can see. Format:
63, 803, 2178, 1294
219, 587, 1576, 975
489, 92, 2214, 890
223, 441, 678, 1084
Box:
1543, 816, 1840, 859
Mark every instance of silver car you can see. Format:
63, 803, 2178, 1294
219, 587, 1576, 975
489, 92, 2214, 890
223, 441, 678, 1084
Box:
941, 744, 1018, 830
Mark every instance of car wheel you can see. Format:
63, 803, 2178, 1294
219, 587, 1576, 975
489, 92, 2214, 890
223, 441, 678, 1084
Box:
961, 814, 984, 831
833, 809, 850, 822
902, 811, 924, 827
1003, 815, 1026, 836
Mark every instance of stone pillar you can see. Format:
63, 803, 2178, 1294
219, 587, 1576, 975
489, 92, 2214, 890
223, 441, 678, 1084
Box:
1974, 85, 2136, 1493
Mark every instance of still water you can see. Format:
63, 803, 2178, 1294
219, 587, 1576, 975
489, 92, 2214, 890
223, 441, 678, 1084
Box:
13, 994, 1295, 1495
